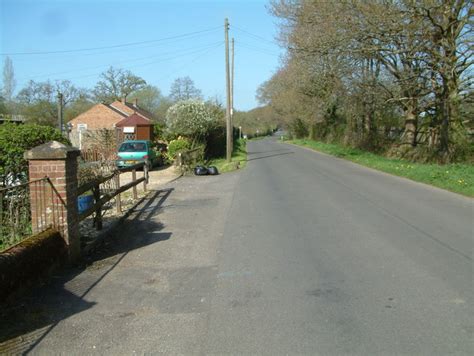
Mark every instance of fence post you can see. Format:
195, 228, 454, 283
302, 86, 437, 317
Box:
143, 164, 148, 192
25, 141, 81, 261
132, 168, 138, 199
93, 184, 102, 230
115, 173, 122, 213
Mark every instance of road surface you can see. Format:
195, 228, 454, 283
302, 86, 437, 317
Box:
1, 138, 472, 355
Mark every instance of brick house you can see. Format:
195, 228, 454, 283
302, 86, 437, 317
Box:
115, 113, 154, 141
68, 98, 154, 148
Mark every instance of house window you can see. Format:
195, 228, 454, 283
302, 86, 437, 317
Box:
77, 123, 88, 132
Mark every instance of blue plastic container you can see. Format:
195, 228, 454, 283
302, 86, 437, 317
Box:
77, 194, 94, 213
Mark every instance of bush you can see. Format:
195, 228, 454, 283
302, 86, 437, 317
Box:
289, 118, 309, 139
165, 100, 220, 145
0, 123, 69, 185
205, 124, 227, 158
167, 137, 191, 161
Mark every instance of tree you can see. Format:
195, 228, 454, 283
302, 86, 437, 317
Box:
165, 100, 219, 146
93, 66, 146, 102
0, 95, 7, 115
64, 90, 93, 122
128, 85, 164, 114
2, 56, 16, 101
169, 76, 202, 102
408, 0, 473, 156
266, 0, 473, 161
154, 97, 173, 123
16, 80, 85, 126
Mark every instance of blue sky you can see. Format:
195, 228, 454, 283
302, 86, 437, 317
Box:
0, 0, 284, 110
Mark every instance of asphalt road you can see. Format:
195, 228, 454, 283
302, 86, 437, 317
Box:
1, 137, 472, 355
206, 138, 473, 354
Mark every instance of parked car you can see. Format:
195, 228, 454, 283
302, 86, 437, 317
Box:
116, 140, 156, 169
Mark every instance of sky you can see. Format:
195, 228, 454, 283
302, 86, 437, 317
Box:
0, 0, 284, 111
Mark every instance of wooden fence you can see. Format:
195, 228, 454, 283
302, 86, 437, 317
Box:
76, 162, 149, 230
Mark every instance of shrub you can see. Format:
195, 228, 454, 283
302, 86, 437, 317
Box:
165, 100, 220, 145
0, 122, 69, 185
205, 124, 226, 158
167, 137, 191, 160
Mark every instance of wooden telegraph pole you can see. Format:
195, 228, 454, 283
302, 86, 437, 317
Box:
225, 18, 232, 162
231, 37, 235, 145
57, 92, 64, 134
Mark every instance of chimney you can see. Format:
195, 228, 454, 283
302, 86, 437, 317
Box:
121, 96, 126, 104
133, 98, 138, 107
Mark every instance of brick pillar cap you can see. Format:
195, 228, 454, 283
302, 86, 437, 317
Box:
24, 141, 80, 160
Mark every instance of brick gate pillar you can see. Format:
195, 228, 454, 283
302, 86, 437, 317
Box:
25, 141, 81, 261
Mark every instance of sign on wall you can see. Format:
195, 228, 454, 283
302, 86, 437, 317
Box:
123, 126, 135, 133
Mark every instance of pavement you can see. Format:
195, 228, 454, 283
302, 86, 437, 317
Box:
1, 137, 473, 355
119, 164, 182, 190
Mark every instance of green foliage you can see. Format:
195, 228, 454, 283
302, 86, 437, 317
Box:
21, 100, 56, 126
233, 105, 279, 138
289, 139, 474, 197
153, 122, 166, 140
290, 118, 309, 139
128, 85, 164, 114
0, 122, 69, 184
205, 124, 226, 158
0, 96, 7, 115
207, 139, 247, 173
165, 100, 220, 145
166, 137, 190, 160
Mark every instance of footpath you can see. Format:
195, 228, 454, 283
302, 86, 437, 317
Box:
0, 169, 240, 354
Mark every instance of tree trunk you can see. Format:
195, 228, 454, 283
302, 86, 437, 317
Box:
402, 102, 417, 147
309, 123, 317, 140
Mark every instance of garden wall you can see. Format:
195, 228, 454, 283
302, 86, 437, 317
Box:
0, 228, 67, 302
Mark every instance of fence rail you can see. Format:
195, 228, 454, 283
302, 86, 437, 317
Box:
76, 161, 148, 230
0, 178, 66, 252
81, 148, 117, 162
175, 148, 204, 169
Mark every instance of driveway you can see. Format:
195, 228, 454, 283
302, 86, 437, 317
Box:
119, 164, 182, 191
0, 171, 239, 354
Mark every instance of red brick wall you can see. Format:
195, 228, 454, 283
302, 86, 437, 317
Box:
28, 158, 79, 258
69, 103, 125, 130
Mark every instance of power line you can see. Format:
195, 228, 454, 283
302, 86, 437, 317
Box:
58, 43, 225, 82
1, 26, 221, 56
156, 42, 224, 82
230, 25, 279, 46
236, 41, 281, 57
9, 31, 220, 62
14, 42, 224, 87
18, 42, 223, 81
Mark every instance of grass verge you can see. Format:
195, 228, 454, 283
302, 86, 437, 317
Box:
288, 139, 473, 197
207, 139, 247, 174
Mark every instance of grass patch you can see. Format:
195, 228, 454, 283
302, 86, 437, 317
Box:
288, 139, 474, 197
207, 139, 247, 173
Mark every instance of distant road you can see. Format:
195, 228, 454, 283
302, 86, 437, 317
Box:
206, 137, 473, 354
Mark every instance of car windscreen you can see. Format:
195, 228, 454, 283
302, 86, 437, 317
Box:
119, 142, 147, 152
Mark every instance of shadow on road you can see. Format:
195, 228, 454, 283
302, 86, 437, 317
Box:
0, 188, 174, 354
247, 148, 290, 155
246, 151, 294, 162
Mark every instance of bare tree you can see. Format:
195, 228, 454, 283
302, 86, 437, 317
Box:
169, 76, 202, 102
267, 0, 473, 160
2, 56, 16, 101
93, 66, 146, 103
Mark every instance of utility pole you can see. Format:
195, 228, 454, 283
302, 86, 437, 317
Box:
225, 18, 232, 163
231, 37, 235, 145
57, 92, 64, 134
